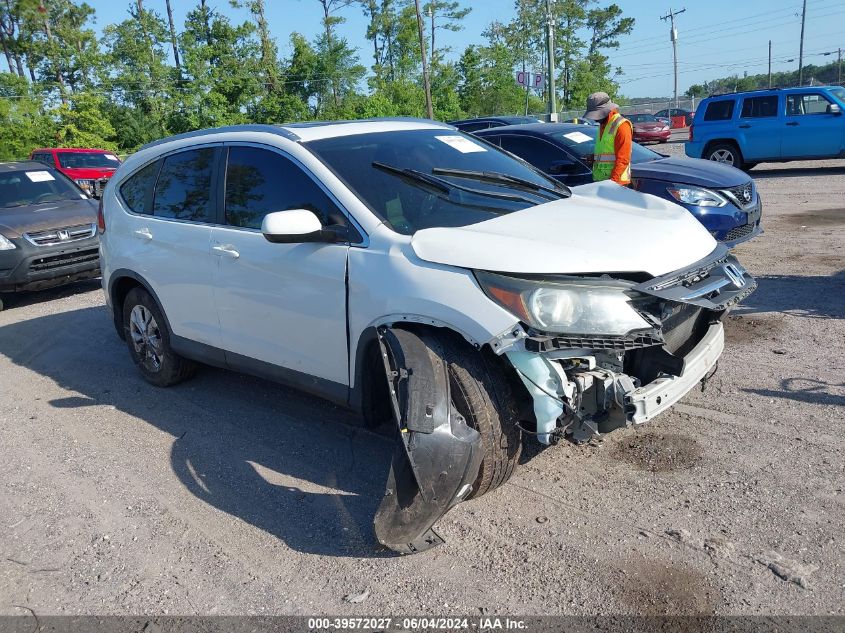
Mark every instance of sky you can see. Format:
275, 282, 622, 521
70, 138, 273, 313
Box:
67, 0, 845, 99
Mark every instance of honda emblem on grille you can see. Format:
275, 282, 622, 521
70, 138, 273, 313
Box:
58, 230, 70, 241
723, 263, 746, 289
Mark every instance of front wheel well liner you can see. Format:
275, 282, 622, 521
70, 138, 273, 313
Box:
354, 322, 529, 429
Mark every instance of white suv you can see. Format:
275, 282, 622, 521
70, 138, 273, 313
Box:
99, 119, 755, 554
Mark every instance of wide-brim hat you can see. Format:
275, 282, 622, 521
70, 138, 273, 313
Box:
584, 92, 619, 120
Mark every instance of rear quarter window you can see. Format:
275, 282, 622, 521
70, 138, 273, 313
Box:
119, 160, 160, 215
703, 100, 735, 121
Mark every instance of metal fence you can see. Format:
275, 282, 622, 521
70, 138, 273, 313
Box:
552, 97, 699, 122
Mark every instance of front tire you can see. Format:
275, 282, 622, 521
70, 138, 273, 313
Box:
437, 332, 522, 498
706, 142, 744, 170
123, 287, 196, 387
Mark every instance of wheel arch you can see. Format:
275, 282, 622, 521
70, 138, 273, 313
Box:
349, 316, 517, 421
702, 138, 742, 160
107, 269, 172, 341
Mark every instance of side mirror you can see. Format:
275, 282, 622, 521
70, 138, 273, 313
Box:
261, 209, 342, 244
828, 103, 841, 115
548, 159, 576, 174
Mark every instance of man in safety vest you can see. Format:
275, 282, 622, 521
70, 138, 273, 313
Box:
583, 92, 632, 186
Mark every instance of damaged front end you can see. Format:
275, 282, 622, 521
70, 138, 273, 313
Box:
484, 245, 756, 444
373, 327, 483, 554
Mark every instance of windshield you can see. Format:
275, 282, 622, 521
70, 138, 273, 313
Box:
829, 87, 845, 103
57, 151, 120, 169
549, 127, 662, 164
305, 129, 566, 235
627, 114, 660, 123
0, 169, 85, 208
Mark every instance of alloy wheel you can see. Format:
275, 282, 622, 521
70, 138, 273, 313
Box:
129, 304, 163, 372
710, 149, 735, 165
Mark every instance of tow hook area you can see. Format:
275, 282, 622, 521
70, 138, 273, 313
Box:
373, 327, 483, 554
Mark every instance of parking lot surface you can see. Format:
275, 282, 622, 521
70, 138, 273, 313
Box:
1, 147, 843, 616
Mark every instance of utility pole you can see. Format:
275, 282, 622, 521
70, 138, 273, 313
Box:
414, 0, 434, 119
545, 0, 557, 121
768, 40, 772, 88
798, 0, 806, 85
660, 7, 686, 109
839, 47, 842, 85
428, 4, 435, 68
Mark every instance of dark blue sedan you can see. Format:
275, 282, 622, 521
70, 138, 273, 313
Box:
473, 123, 762, 246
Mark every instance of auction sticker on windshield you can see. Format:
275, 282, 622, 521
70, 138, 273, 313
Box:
563, 131, 592, 144
436, 135, 487, 153
25, 171, 56, 182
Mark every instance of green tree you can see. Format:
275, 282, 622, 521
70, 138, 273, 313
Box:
0, 72, 51, 159
52, 90, 117, 148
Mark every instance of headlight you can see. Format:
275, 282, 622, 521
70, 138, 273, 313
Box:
666, 185, 727, 207
0, 234, 16, 250
661, 125, 670, 131
475, 271, 652, 335
75, 179, 95, 196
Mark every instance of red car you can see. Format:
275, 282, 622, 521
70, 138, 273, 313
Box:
627, 113, 671, 144
29, 148, 121, 198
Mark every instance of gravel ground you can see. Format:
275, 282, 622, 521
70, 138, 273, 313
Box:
0, 147, 843, 617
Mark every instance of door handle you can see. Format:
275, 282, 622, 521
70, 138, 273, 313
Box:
133, 228, 153, 240
738, 124, 751, 129
212, 243, 240, 259
786, 121, 799, 126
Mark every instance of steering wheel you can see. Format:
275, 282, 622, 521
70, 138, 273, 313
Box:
34, 192, 56, 203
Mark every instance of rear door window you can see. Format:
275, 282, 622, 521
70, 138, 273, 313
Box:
153, 148, 217, 222
119, 160, 160, 215
740, 95, 778, 118
703, 100, 735, 121
224, 146, 354, 234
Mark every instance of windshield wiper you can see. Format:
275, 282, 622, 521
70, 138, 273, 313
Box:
431, 168, 571, 199
372, 162, 547, 206
372, 161, 451, 194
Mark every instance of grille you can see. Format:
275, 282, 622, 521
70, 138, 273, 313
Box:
525, 333, 662, 353
722, 182, 754, 209
24, 223, 96, 246
29, 248, 99, 272
723, 223, 755, 242
661, 303, 707, 355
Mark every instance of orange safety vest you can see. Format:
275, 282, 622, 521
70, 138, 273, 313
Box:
592, 111, 631, 185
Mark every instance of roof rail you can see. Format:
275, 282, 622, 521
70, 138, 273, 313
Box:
707, 87, 782, 98
138, 124, 299, 152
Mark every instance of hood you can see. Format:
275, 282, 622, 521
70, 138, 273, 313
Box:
0, 198, 98, 238
411, 181, 717, 278
59, 167, 118, 180
632, 156, 748, 188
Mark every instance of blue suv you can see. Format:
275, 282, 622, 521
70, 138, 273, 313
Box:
686, 86, 845, 170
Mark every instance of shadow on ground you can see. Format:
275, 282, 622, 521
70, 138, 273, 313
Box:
743, 377, 845, 407
751, 164, 845, 179
733, 270, 845, 319
0, 303, 396, 558
0, 278, 102, 310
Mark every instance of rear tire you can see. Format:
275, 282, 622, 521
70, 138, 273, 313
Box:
123, 287, 196, 387
706, 142, 744, 170
436, 331, 522, 498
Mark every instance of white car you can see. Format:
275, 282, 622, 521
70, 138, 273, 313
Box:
99, 119, 756, 554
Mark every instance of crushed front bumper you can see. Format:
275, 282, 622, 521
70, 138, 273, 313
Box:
626, 322, 723, 424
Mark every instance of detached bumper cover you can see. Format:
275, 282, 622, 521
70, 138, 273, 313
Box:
626, 322, 724, 424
